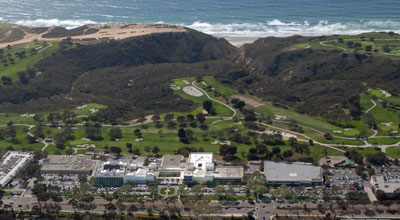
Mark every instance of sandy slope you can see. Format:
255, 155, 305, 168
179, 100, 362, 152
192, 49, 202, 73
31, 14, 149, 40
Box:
0, 23, 186, 49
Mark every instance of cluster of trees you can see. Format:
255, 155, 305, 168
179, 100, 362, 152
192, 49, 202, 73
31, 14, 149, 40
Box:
178, 128, 195, 143
247, 144, 282, 161
0, 121, 17, 143
174, 146, 204, 157
219, 144, 237, 161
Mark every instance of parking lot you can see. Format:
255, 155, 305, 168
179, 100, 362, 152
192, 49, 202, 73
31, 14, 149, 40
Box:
94, 185, 151, 196
40, 174, 81, 192
327, 168, 363, 196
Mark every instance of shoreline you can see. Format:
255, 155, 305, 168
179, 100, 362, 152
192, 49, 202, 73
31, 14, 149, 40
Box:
215, 35, 260, 47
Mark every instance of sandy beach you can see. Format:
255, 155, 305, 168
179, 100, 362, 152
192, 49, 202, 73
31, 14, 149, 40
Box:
216, 35, 259, 47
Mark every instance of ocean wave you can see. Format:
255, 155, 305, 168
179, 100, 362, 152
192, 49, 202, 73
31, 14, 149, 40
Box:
186, 20, 400, 37
15, 19, 97, 29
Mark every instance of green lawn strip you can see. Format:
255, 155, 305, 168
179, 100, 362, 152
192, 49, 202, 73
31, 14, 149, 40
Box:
254, 103, 365, 139
0, 42, 61, 80
386, 147, 400, 158
367, 137, 400, 145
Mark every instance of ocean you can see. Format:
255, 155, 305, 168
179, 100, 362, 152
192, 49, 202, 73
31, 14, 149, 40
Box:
1, 0, 400, 37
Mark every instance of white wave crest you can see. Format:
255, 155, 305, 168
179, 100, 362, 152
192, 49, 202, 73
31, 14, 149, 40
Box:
15, 19, 97, 29
186, 19, 400, 37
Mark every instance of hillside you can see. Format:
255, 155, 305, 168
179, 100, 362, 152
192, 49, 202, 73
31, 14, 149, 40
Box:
0, 29, 238, 122
228, 33, 400, 120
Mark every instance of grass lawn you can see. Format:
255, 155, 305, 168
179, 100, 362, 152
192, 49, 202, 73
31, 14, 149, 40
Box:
386, 147, 400, 158
0, 42, 61, 80
0, 125, 43, 151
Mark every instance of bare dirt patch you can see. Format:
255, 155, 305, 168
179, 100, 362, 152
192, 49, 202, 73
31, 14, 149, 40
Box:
230, 94, 264, 107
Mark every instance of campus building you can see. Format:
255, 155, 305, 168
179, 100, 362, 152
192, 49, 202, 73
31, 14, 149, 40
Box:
41, 155, 96, 174
92, 152, 244, 186
0, 151, 33, 187
183, 152, 244, 184
92, 157, 155, 187
263, 161, 323, 186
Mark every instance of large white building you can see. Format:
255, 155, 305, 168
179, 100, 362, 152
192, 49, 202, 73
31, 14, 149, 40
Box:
263, 161, 323, 186
183, 152, 243, 184
92, 157, 155, 186
92, 153, 244, 186
0, 151, 33, 187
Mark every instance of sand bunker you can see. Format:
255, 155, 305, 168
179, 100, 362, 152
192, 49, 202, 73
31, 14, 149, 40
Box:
381, 122, 393, 127
183, 86, 203, 97
381, 90, 392, 97
274, 115, 287, 120
76, 104, 87, 110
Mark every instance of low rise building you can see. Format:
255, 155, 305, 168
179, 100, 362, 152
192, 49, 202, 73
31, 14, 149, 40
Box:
371, 175, 400, 196
92, 157, 154, 186
41, 155, 96, 174
0, 151, 33, 187
183, 153, 243, 184
263, 161, 323, 186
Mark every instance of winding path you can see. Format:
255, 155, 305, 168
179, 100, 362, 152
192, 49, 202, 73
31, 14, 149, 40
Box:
191, 81, 237, 124
365, 99, 377, 114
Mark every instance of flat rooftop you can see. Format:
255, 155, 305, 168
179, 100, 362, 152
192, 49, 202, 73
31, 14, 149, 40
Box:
189, 152, 213, 164
41, 155, 95, 172
213, 166, 244, 179
161, 155, 184, 169
264, 161, 322, 183
0, 151, 33, 187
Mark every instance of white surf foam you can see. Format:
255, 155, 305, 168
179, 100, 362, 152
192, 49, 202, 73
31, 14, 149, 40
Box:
186, 19, 400, 37
15, 19, 97, 29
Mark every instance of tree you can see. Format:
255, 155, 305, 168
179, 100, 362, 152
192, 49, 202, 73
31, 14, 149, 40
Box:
151, 114, 162, 128
272, 146, 281, 154
203, 100, 213, 113
324, 133, 333, 140
196, 113, 206, 124
152, 146, 160, 155
365, 45, 372, 52
110, 146, 122, 156
85, 126, 103, 140
133, 129, 142, 138
54, 132, 67, 148
283, 150, 293, 159
219, 144, 237, 161
178, 128, 188, 143
109, 127, 123, 140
